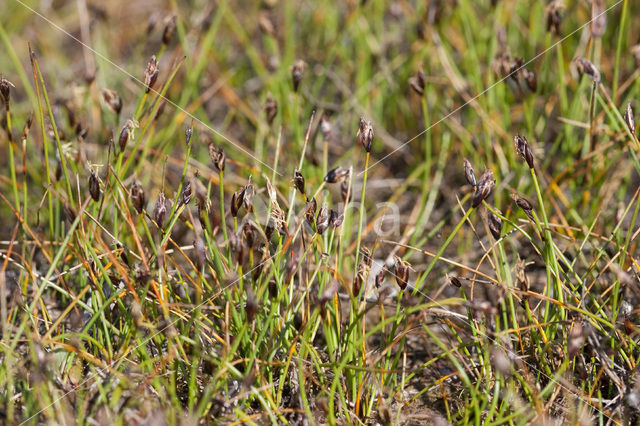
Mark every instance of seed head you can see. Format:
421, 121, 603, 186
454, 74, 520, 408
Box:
208, 143, 226, 172
0, 78, 14, 105
472, 169, 495, 208
449, 275, 462, 288
316, 204, 330, 235
330, 209, 344, 228
162, 15, 177, 45
408, 66, 426, 96
144, 55, 160, 93
393, 255, 410, 290
545, 1, 563, 35
624, 103, 635, 136
185, 125, 193, 146
231, 188, 244, 218
512, 193, 534, 221
101, 88, 122, 115
130, 182, 146, 214
576, 58, 601, 83
514, 135, 534, 169
305, 197, 317, 226
488, 212, 502, 239
264, 94, 277, 125
293, 170, 306, 195
155, 192, 166, 226
181, 180, 192, 206
324, 166, 350, 184
88, 170, 100, 202
291, 60, 305, 92
118, 119, 138, 152
375, 268, 386, 288
463, 158, 476, 187
242, 180, 255, 211
357, 117, 374, 152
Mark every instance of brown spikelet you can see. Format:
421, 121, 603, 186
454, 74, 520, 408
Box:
354, 248, 372, 297
449, 275, 462, 288
101, 88, 122, 115
89, 170, 100, 202
144, 55, 160, 93
341, 180, 350, 204
305, 197, 317, 227
245, 285, 258, 323
316, 204, 329, 235
130, 182, 145, 214
155, 192, 166, 226
624, 103, 635, 136
22, 112, 33, 141
576, 58, 601, 83
545, 1, 563, 35
330, 209, 344, 228
408, 66, 426, 96
324, 166, 349, 184
357, 117, 374, 152
488, 212, 502, 239
162, 15, 177, 45
231, 190, 243, 218
208, 143, 226, 172
472, 169, 495, 208
463, 158, 476, 187
293, 170, 306, 195
393, 255, 410, 290
0, 78, 14, 107
514, 135, 534, 169
118, 119, 138, 152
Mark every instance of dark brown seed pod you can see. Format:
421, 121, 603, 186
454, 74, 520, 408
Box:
89, 170, 100, 202
291, 60, 304, 92
305, 197, 317, 226
0, 78, 14, 106
357, 117, 374, 152
472, 169, 495, 207
514, 195, 533, 212
101, 88, 122, 115
463, 158, 476, 187
375, 268, 386, 288
408, 66, 426, 96
181, 180, 192, 206
488, 212, 502, 239
293, 170, 306, 195
514, 135, 534, 169
576, 58, 601, 83
208, 143, 226, 172
523, 69, 537, 93
324, 166, 350, 184
230, 189, 244, 218
393, 255, 410, 290
624, 103, 635, 136
242, 222, 257, 249
118, 119, 138, 152
242, 181, 255, 211
546, 1, 563, 35
144, 55, 160, 93
449, 275, 462, 288
316, 204, 329, 235
264, 94, 277, 125
185, 125, 193, 146
329, 209, 344, 228
155, 192, 166, 226
130, 182, 145, 214
162, 15, 177, 45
